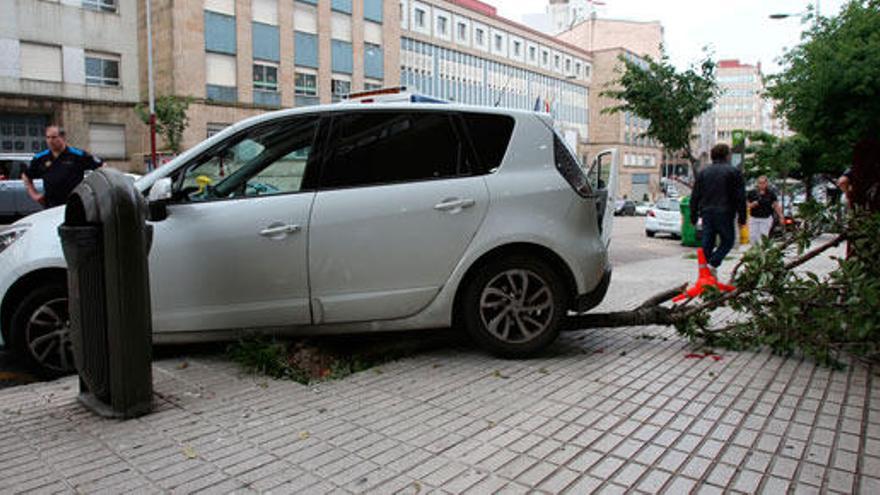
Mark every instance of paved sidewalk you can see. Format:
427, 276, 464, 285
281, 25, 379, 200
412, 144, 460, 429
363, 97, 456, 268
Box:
1, 241, 878, 494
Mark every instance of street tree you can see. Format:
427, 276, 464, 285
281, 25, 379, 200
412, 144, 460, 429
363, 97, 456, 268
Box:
135, 95, 193, 154
766, 0, 880, 171
600, 53, 717, 176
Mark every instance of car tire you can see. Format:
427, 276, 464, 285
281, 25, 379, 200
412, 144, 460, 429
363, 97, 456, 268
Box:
646, 230, 656, 238
461, 256, 565, 358
9, 282, 75, 377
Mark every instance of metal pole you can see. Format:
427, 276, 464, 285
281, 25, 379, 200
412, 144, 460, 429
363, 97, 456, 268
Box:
146, 0, 157, 171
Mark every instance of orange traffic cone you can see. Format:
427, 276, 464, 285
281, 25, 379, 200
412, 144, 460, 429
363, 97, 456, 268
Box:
673, 248, 736, 303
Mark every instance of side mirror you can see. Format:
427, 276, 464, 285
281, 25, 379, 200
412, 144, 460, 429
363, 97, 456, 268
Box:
147, 177, 172, 221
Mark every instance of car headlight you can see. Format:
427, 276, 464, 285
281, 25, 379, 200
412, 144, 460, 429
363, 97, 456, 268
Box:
0, 224, 30, 254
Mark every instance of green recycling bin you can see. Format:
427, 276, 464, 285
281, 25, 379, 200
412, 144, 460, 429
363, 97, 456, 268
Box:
680, 196, 699, 247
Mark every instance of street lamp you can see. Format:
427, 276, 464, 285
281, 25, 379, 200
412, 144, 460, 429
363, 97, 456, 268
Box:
145, 0, 157, 172
769, 1, 820, 23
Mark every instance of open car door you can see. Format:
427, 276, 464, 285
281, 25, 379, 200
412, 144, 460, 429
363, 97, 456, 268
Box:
586, 149, 619, 249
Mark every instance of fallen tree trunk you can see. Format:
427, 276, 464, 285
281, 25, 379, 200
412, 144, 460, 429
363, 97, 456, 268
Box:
563, 284, 685, 330
564, 233, 846, 331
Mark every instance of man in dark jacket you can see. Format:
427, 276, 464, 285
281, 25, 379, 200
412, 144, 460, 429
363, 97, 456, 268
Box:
690, 144, 747, 272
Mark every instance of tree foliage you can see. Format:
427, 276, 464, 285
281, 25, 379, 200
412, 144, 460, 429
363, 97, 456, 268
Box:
135, 95, 193, 154
767, 0, 880, 172
601, 53, 717, 172
676, 208, 880, 368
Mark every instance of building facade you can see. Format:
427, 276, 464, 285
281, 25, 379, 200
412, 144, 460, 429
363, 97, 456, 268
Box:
0, 0, 145, 170
143, 0, 400, 154
557, 17, 663, 60
398, 0, 591, 152
585, 48, 663, 201
714, 59, 765, 144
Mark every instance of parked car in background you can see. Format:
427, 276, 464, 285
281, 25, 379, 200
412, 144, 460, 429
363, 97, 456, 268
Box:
645, 198, 682, 238
0, 93, 617, 375
0, 153, 42, 221
634, 202, 652, 216
614, 199, 636, 216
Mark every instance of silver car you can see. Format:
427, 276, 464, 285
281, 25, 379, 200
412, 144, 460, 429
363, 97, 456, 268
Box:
0, 101, 616, 375
0, 153, 43, 220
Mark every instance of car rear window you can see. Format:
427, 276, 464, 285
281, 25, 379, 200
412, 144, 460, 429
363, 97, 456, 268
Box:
460, 113, 514, 173
657, 199, 679, 211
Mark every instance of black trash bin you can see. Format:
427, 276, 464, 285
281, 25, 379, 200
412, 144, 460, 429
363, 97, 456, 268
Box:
59, 169, 153, 419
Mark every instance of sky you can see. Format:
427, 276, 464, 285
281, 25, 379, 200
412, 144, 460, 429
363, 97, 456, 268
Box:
490, 0, 848, 74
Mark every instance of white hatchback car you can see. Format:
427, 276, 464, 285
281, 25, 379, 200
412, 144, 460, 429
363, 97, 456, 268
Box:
0, 101, 617, 375
644, 198, 682, 238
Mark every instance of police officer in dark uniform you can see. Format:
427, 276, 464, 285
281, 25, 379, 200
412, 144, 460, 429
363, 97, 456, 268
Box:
22, 125, 103, 208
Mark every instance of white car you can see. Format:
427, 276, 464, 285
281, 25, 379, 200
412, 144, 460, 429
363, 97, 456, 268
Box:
645, 198, 682, 238
0, 96, 617, 375
634, 202, 652, 216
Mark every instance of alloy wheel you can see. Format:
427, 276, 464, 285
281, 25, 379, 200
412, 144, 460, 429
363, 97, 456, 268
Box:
25, 297, 74, 373
478, 269, 554, 344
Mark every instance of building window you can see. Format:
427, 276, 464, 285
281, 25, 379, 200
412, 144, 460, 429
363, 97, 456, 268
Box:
253, 22, 281, 62
331, 39, 353, 74
206, 122, 231, 138
88, 123, 126, 159
206, 52, 237, 103
513, 41, 521, 57
331, 0, 352, 14
85, 53, 120, 86
554, 55, 561, 70
332, 78, 351, 102
205, 10, 237, 55
475, 28, 485, 46
364, 43, 384, 79
494, 35, 503, 51
542, 50, 549, 66
20, 43, 62, 82
529, 46, 537, 62
295, 72, 317, 96
253, 63, 278, 91
364, 81, 382, 90
437, 16, 448, 36
565, 59, 571, 73
414, 8, 426, 28
295, 31, 319, 68
457, 22, 467, 41
364, 0, 383, 22
82, 0, 117, 13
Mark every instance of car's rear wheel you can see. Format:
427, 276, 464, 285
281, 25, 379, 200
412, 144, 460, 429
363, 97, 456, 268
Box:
462, 256, 565, 358
9, 283, 75, 377
646, 230, 656, 238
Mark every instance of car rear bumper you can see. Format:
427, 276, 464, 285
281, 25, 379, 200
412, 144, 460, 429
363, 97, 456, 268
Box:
574, 265, 612, 313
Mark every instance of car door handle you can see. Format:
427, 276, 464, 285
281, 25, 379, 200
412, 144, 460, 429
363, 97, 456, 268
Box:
433, 198, 476, 212
259, 224, 301, 237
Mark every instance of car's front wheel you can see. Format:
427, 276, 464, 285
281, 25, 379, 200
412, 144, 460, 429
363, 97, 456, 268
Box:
462, 256, 566, 358
9, 283, 75, 377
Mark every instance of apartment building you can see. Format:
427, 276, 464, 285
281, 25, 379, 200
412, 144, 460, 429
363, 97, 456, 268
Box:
557, 17, 663, 60
714, 59, 764, 144
582, 48, 663, 201
399, 0, 591, 153
0, 0, 144, 170
144, 0, 400, 152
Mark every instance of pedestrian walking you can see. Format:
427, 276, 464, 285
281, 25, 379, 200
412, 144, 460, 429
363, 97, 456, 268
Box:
22, 125, 103, 208
689, 144, 747, 274
747, 175, 783, 245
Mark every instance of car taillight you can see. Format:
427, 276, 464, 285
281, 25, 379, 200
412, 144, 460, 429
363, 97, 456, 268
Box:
647, 210, 655, 217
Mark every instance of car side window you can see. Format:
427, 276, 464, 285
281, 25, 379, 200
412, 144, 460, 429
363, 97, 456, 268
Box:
321, 111, 471, 189
175, 116, 319, 202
